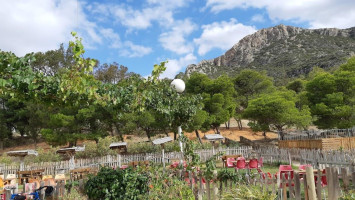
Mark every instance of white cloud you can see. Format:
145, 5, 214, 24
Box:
100, 28, 121, 48
119, 41, 152, 58
194, 18, 257, 56
161, 53, 197, 78
159, 19, 197, 54
0, 0, 102, 56
204, 0, 355, 28
93, 0, 191, 31
251, 14, 265, 23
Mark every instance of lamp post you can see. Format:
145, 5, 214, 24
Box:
171, 79, 185, 166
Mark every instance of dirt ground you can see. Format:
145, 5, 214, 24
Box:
0, 119, 278, 153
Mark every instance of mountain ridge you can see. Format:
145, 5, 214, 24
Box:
185, 24, 355, 83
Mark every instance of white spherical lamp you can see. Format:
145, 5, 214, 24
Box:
171, 79, 185, 93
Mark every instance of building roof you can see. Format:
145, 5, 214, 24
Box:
203, 134, 224, 141
7, 150, 38, 157
109, 142, 127, 149
57, 146, 85, 154
152, 137, 173, 145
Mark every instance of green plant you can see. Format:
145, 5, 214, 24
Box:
63, 187, 87, 200
84, 167, 149, 200
25, 147, 61, 163
340, 189, 355, 200
221, 185, 277, 200
147, 167, 194, 200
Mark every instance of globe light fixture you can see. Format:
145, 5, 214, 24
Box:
171, 79, 185, 93
171, 79, 185, 166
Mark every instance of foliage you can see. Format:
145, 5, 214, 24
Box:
76, 137, 118, 159
186, 73, 236, 133
221, 185, 277, 200
63, 187, 87, 200
25, 147, 62, 163
146, 166, 194, 200
306, 57, 355, 129
243, 90, 312, 135
85, 167, 149, 200
0, 155, 13, 165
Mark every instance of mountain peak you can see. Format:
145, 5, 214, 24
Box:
186, 25, 355, 83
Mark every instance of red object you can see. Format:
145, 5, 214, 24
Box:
184, 177, 196, 184
170, 161, 187, 169
120, 165, 129, 169
248, 159, 258, 169
321, 169, 327, 186
258, 157, 264, 168
278, 165, 294, 187
237, 157, 245, 161
298, 164, 312, 171
235, 159, 247, 171
226, 158, 236, 168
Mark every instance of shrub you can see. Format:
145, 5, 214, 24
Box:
0, 155, 13, 165
85, 167, 149, 200
25, 147, 62, 163
221, 185, 277, 200
145, 166, 194, 200
76, 137, 117, 159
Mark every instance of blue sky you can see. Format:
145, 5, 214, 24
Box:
1, 0, 354, 78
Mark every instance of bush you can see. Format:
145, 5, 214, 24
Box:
76, 137, 117, 159
145, 166, 194, 200
85, 167, 149, 200
25, 147, 62, 163
0, 155, 13, 165
221, 185, 277, 200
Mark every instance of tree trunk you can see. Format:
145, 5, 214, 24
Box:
0, 140, 3, 150
228, 120, 230, 129
237, 119, 243, 130
174, 131, 177, 140
195, 130, 202, 145
216, 126, 220, 134
146, 128, 151, 141
263, 131, 266, 137
225, 122, 228, 129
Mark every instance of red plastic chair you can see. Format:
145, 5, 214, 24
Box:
235, 159, 247, 171
298, 164, 312, 171
237, 157, 245, 161
248, 159, 258, 169
278, 165, 294, 187
226, 158, 236, 168
258, 157, 264, 168
120, 165, 129, 170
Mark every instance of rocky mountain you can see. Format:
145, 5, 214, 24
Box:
185, 24, 355, 83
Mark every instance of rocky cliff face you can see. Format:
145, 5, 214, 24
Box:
185, 25, 355, 83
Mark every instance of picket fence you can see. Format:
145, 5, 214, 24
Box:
0, 146, 253, 177
254, 147, 355, 170
282, 127, 355, 141
179, 166, 355, 200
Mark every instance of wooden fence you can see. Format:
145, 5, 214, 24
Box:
177, 166, 355, 200
282, 127, 355, 140
0, 146, 253, 177
278, 136, 355, 150
254, 147, 355, 170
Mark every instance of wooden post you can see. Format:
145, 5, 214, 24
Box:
306, 166, 317, 200
212, 170, 218, 199
281, 173, 287, 200
304, 175, 309, 200
316, 169, 321, 200
326, 167, 333, 200
294, 173, 301, 200
198, 171, 203, 200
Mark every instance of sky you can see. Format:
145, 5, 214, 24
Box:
1, 0, 355, 78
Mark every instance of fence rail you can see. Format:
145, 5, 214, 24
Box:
282, 127, 355, 141
0, 146, 252, 177
255, 147, 355, 170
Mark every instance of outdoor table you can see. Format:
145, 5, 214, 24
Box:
70, 167, 92, 180
17, 169, 45, 184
